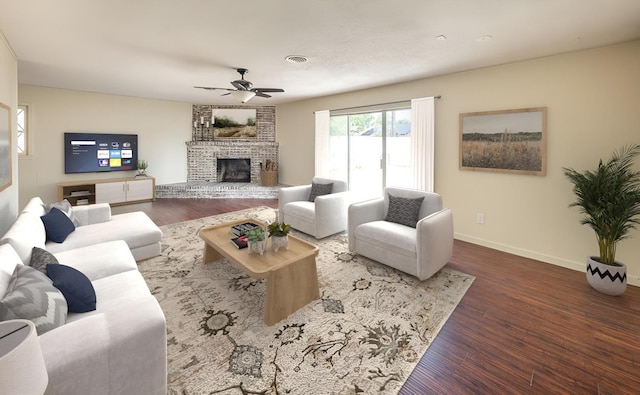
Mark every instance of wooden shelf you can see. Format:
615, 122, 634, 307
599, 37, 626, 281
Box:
58, 183, 96, 206
57, 177, 155, 206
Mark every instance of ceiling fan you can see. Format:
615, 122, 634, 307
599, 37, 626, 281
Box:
194, 68, 285, 103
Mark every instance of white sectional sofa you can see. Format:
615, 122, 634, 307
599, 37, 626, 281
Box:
12, 197, 163, 261
0, 197, 166, 394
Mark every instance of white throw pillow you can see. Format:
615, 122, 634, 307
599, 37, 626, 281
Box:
0, 243, 24, 300
45, 199, 80, 226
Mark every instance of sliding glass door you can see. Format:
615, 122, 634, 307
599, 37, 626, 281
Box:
348, 112, 383, 198
385, 108, 413, 190
329, 107, 411, 199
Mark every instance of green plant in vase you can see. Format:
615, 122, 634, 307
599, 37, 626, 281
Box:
137, 160, 149, 176
268, 222, 291, 237
245, 227, 266, 255
268, 222, 291, 252
245, 227, 265, 242
563, 144, 640, 295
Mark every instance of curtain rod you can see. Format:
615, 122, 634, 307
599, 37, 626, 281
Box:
315, 96, 441, 113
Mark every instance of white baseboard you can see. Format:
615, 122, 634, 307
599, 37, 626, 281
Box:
454, 233, 640, 287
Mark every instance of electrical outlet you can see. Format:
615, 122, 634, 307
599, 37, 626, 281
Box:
476, 213, 485, 224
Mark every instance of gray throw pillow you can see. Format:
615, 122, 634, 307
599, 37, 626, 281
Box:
45, 199, 80, 226
0, 265, 68, 335
30, 246, 59, 274
385, 194, 425, 228
308, 182, 333, 202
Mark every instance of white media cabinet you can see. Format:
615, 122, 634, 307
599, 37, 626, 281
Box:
57, 177, 156, 206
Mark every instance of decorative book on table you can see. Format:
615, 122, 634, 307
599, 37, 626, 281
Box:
230, 235, 248, 249
230, 222, 260, 237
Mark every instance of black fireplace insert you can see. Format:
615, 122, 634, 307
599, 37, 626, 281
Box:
217, 158, 251, 182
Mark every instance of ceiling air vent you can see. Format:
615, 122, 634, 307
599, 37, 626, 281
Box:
285, 55, 309, 64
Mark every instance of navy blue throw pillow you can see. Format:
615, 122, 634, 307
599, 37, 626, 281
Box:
41, 207, 76, 243
46, 264, 96, 313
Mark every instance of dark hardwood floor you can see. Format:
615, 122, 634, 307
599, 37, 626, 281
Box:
113, 199, 640, 394
110, 198, 278, 226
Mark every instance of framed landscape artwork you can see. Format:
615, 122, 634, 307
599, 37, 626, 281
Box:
213, 108, 257, 139
460, 107, 547, 176
0, 102, 11, 192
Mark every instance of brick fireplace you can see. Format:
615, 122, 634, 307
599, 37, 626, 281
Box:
186, 140, 278, 183
156, 105, 280, 198
182, 104, 279, 187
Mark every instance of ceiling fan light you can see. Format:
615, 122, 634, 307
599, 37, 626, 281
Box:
231, 90, 256, 103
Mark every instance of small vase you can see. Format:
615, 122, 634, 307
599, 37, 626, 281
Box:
248, 239, 266, 255
272, 235, 289, 252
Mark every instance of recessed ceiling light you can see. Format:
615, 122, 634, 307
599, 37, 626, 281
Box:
475, 35, 493, 42
285, 55, 309, 64
435, 35, 447, 41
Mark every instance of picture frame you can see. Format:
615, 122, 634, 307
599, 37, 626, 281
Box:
0, 102, 11, 192
213, 108, 257, 139
460, 107, 547, 176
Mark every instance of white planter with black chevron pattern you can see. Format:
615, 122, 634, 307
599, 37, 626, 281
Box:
586, 257, 627, 296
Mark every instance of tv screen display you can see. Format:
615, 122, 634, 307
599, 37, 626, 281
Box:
64, 132, 138, 174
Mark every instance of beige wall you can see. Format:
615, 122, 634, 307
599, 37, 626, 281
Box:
0, 31, 18, 236
275, 40, 640, 286
17, 86, 192, 208
6, 38, 639, 286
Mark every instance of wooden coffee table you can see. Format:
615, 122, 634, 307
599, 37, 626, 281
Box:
198, 219, 320, 326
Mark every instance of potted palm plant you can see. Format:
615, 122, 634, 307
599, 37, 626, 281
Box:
563, 144, 640, 295
268, 222, 291, 252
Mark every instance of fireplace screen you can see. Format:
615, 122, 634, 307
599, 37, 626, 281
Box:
217, 158, 251, 182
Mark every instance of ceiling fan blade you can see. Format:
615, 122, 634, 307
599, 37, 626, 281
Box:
253, 88, 284, 93
198, 68, 282, 99
194, 86, 234, 92
231, 81, 245, 90
231, 80, 253, 91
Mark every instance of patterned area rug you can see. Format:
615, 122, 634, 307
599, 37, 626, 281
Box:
138, 207, 474, 394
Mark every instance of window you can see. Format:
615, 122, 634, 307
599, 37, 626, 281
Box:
17, 105, 28, 155
316, 97, 435, 196
328, 105, 412, 198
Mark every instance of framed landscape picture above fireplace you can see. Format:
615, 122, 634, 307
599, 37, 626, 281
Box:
213, 108, 257, 139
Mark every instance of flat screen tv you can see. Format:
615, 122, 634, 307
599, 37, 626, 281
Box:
64, 132, 138, 174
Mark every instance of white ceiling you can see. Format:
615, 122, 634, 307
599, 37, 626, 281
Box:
1, 0, 639, 105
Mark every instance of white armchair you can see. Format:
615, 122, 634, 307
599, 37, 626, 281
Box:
348, 187, 453, 280
278, 177, 349, 239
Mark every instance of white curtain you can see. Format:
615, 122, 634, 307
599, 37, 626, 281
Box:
314, 110, 330, 177
410, 97, 435, 191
